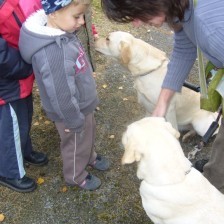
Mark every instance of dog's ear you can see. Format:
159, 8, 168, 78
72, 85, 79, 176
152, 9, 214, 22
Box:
120, 41, 131, 65
164, 121, 180, 139
121, 130, 141, 164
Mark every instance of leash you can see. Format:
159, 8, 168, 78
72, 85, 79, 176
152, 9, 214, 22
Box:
184, 68, 223, 160
185, 80, 222, 159
187, 106, 222, 160
183, 81, 200, 92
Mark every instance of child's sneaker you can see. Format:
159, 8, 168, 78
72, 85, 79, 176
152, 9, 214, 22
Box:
90, 155, 110, 171
79, 173, 101, 191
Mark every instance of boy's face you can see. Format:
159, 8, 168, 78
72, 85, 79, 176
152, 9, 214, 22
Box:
52, 3, 88, 33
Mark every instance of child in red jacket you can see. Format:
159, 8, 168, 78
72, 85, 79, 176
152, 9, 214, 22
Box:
0, 0, 48, 193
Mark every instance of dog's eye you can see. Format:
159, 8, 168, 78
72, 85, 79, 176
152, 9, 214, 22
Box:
106, 37, 110, 41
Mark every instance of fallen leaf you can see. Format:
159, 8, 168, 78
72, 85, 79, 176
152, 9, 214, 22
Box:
118, 86, 123, 90
44, 121, 51, 125
33, 122, 39, 126
36, 177, 45, 185
60, 186, 68, 193
109, 135, 115, 139
102, 84, 107, 89
96, 107, 100, 111
0, 214, 5, 222
123, 98, 128, 101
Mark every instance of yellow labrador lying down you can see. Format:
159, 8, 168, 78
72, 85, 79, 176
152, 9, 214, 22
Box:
95, 31, 219, 140
122, 117, 224, 224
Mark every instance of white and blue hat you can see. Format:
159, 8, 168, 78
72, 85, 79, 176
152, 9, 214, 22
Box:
41, 0, 73, 14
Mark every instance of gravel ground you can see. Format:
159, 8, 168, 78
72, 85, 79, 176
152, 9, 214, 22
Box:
0, 1, 214, 223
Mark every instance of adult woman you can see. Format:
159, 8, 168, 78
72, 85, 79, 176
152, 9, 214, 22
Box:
101, 0, 224, 191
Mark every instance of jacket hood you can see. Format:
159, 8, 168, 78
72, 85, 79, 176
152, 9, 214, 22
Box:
19, 9, 66, 63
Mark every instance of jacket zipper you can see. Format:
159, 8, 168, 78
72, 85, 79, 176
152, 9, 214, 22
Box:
12, 11, 22, 28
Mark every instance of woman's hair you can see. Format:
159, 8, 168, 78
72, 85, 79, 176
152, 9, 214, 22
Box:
101, 0, 189, 29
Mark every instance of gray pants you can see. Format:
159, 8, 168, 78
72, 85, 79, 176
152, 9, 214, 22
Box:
203, 118, 224, 190
55, 113, 97, 185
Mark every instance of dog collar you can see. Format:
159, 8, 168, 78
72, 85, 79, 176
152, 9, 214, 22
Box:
137, 59, 167, 77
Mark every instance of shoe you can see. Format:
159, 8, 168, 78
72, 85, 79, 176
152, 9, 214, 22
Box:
24, 151, 48, 166
0, 176, 37, 193
78, 173, 101, 191
89, 155, 110, 171
194, 159, 209, 173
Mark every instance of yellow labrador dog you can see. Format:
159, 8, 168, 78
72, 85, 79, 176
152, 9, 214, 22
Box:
95, 31, 219, 140
122, 117, 224, 224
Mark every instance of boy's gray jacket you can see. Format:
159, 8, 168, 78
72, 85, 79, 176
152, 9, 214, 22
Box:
19, 10, 99, 132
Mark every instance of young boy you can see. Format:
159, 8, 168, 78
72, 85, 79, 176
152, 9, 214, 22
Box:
19, 0, 109, 190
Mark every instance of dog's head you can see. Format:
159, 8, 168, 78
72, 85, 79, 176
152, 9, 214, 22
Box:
95, 31, 167, 76
121, 117, 192, 185
122, 117, 180, 165
95, 31, 133, 59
